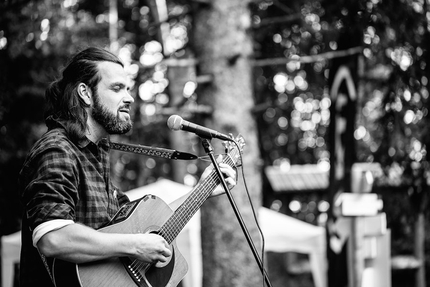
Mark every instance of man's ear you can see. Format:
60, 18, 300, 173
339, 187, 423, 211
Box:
78, 83, 92, 105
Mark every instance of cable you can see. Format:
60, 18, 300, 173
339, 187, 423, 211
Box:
196, 139, 270, 286
232, 140, 267, 287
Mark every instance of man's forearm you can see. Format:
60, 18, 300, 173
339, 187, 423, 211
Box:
37, 223, 172, 264
37, 223, 136, 263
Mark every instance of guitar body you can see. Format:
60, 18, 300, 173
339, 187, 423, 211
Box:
53, 195, 188, 287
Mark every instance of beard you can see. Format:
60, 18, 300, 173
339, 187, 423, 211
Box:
91, 91, 133, 135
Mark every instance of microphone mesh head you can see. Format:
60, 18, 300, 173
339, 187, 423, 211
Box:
167, 115, 183, 131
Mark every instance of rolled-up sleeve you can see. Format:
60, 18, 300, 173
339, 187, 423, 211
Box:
22, 145, 80, 231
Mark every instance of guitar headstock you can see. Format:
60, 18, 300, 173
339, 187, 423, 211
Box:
223, 134, 245, 167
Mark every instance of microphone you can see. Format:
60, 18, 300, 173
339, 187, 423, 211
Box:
167, 115, 233, 141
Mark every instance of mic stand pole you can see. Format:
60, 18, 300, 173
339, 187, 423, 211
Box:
201, 138, 273, 287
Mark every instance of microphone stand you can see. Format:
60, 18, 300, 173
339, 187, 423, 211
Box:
200, 138, 273, 287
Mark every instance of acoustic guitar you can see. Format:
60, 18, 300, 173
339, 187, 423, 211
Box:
52, 136, 244, 287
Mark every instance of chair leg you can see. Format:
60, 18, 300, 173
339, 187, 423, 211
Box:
2, 258, 14, 287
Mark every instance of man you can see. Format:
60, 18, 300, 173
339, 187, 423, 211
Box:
19, 47, 236, 286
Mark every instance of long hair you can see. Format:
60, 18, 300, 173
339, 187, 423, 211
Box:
44, 47, 124, 142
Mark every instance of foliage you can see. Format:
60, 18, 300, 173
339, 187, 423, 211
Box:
250, 0, 430, 187
0, 0, 207, 234
0, 0, 157, 235
250, 0, 430, 282
251, 0, 332, 167
250, 0, 430, 197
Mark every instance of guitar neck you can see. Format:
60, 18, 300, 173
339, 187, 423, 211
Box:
159, 153, 237, 243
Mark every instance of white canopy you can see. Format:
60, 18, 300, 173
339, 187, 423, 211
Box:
259, 207, 327, 287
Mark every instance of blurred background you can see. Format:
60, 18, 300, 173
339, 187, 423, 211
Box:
1, 0, 430, 287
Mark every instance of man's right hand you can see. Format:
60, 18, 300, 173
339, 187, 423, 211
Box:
132, 233, 172, 264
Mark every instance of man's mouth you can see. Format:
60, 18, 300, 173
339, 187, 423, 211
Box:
119, 107, 130, 114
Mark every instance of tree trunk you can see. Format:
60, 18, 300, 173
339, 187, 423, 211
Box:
192, 1, 263, 286
415, 211, 426, 287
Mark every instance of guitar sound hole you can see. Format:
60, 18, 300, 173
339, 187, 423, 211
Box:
120, 246, 175, 287
145, 247, 175, 286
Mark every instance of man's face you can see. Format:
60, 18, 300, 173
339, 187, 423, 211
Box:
91, 61, 134, 135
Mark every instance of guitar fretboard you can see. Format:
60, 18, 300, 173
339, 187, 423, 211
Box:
159, 150, 238, 244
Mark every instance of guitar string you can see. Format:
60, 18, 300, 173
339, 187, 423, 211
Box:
162, 153, 236, 241
128, 151, 237, 274
128, 174, 219, 272
149, 153, 236, 243
131, 152, 234, 271
128, 160, 237, 275
128, 154, 236, 273
127, 179, 217, 274
162, 150, 237, 240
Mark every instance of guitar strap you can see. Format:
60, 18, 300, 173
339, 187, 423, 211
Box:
109, 141, 198, 160
38, 249, 55, 284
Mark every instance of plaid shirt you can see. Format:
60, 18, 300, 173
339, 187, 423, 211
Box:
19, 122, 129, 286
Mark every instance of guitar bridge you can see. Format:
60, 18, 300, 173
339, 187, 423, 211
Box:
120, 257, 149, 286
119, 247, 176, 287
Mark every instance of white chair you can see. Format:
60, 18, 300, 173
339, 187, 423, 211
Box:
1, 231, 21, 287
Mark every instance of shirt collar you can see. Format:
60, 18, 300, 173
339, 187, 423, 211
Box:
76, 134, 110, 151
46, 116, 110, 150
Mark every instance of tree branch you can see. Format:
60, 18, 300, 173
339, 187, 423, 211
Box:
273, 0, 294, 14
252, 46, 363, 67
253, 13, 302, 28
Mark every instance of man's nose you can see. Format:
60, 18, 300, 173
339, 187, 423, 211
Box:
125, 91, 135, 103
